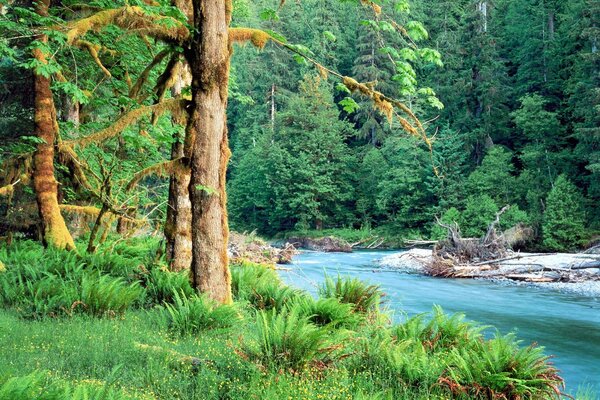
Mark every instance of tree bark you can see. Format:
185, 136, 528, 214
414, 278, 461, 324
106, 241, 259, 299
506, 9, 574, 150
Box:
32, 0, 76, 251
186, 0, 233, 303
165, 139, 192, 271
165, 60, 192, 272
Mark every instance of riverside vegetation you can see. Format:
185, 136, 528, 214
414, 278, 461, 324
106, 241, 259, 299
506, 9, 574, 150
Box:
0, 237, 571, 400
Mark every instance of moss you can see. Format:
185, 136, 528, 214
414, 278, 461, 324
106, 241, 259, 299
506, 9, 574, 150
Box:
125, 158, 183, 192
129, 49, 171, 99
67, 98, 185, 149
229, 28, 271, 49
59, 204, 102, 217
73, 39, 113, 77
0, 184, 14, 197
360, 0, 382, 15
63, 6, 190, 45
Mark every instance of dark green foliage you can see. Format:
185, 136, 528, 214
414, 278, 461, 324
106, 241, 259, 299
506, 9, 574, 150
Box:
460, 195, 499, 238
431, 207, 461, 240
0, 241, 145, 317
543, 175, 587, 251
80, 274, 143, 317
143, 267, 194, 306
319, 275, 382, 313
163, 291, 241, 335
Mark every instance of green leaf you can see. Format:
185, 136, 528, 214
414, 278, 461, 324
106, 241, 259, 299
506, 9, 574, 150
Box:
339, 97, 360, 113
260, 8, 279, 21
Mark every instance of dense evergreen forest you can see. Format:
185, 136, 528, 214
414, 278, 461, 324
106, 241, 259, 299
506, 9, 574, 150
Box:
227, 0, 599, 251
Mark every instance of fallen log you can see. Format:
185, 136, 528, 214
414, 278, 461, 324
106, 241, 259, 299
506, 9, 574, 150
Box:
570, 261, 600, 270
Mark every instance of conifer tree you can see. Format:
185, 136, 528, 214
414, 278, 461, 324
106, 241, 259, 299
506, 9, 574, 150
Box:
542, 175, 586, 251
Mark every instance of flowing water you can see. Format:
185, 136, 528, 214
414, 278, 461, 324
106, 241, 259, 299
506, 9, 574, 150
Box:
278, 250, 600, 395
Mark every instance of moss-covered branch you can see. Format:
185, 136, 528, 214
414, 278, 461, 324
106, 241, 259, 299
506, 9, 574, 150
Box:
129, 48, 172, 99
229, 28, 272, 49
63, 6, 190, 45
65, 98, 186, 149
72, 39, 115, 77
125, 158, 183, 192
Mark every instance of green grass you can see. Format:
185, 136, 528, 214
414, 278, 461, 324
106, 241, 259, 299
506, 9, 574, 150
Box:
0, 239, 566, 399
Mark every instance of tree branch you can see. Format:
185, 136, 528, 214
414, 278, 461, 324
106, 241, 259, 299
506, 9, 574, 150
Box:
62, 6, 190, 45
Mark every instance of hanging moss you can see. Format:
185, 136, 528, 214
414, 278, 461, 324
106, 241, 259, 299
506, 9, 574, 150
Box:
229, 28, 271, 49
63, 6, 190, 45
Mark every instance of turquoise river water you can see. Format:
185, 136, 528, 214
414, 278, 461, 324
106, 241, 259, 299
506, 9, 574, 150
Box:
278, 250, 600, 395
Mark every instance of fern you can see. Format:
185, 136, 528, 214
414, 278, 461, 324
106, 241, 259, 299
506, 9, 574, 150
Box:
163, 291, 240, 335
319, 275, 382, 313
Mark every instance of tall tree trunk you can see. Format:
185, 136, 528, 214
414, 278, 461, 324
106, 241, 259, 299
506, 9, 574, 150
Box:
165, 140, 192, 271
165, 62, 192, 272
163, 0, 193, 272
187, 0, 232, 303
32, 0, 76, 251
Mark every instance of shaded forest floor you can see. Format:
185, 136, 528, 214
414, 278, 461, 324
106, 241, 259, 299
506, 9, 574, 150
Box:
0, 238, 577, 400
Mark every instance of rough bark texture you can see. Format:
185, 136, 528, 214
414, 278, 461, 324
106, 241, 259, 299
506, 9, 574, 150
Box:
165, 61, 193, 272
187, 0, 232, 303
32, 0, 76, 251
166, 144, 192, 271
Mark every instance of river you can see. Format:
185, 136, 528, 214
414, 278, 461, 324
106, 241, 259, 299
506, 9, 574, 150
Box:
278, 250, 600, 395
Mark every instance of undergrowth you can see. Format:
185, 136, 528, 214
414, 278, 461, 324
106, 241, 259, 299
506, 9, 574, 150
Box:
0, 239, 567, 399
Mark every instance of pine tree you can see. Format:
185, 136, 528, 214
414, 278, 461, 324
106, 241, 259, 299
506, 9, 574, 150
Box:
542, 175, 586, 251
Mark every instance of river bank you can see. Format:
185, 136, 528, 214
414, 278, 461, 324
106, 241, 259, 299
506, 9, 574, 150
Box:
279, 250, 600, 394
379, 249, 600, 297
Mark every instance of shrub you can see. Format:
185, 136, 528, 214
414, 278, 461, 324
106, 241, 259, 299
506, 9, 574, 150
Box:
319, 275, 382, 313
443, 333, 563, 399
460, 195, 499, 238
230, 261, 279, 299
353, 331, 443, 387
163, 291, 240, 335
250, 305, 342, 370
431, 207, 461, 240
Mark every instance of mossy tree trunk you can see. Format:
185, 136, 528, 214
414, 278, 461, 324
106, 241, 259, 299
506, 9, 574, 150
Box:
165, 139, 192, 272
165, 63, 192, 272
186, 0, 232, 303
32, 0, 76, 251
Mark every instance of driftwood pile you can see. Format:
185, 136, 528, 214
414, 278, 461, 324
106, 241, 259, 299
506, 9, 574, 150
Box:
426, 206, 600, 284
229, 232, 297, 265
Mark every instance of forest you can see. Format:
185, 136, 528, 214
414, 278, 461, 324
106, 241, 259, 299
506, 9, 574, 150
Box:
0, 0, 598, 399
